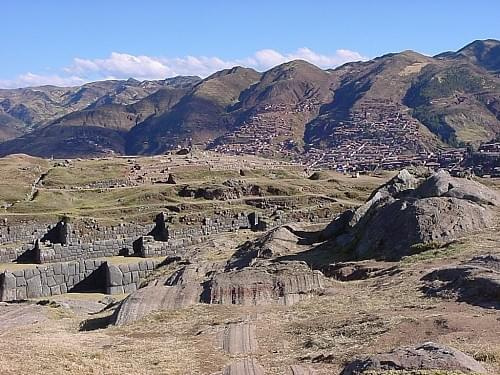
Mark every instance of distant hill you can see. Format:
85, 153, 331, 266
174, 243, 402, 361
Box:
0, 77, 200, 156
126, 66, 261, 154
0, 39, 498, 158
0, 76, 200, 139
436, 39, 500, 73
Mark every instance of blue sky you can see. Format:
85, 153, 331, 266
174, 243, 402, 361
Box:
1, 0, 499, 88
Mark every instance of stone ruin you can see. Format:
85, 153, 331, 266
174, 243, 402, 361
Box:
0, 210, 270, 302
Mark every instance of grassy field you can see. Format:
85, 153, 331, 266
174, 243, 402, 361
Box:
0, 153, 390, 225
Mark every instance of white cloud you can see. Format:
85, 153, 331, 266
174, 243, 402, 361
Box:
247, 48, 365, 69
0, 72, 86, 89
0, 48, 366, 88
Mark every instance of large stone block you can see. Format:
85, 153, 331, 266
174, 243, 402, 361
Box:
54, 275, 65, 285
24, 268, 34, 278
131, 271, 139, 283
26, 275, 42, 298
16, 276, 27, 287
106, 264, 123, 287
118, 264, 130, 273
0, 272, 17, 301
46, 276, 57, 287
128, 263, 139, 272
107, 285, 124, 295
12, 270, 24, 278
60, 262, 69, 275
53, 263, 62, 274
123, 272, 132, 285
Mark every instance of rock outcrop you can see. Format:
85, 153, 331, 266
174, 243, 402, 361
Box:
321, 169, 500, 260
227, 225, 303, 269
204, 261, 323, 306
112, 260, 324, 325
422, 254, 500, 308
340, 342, 487, 374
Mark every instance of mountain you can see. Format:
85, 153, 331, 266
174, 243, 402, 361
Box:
0, 76, 200, 139
404, 61, 500, 145
126, 67, 261, 154
0, 39, 499, 158
0, 111, 24, 140
208, 60, 336, 154
437, 39, 500, 73
0, 77, 200, 157
304, 51, 441, 152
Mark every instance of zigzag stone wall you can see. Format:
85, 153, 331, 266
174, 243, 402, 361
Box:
35, 237, 137, 264
106, 259, 160, 294
0, 258, 159, 301
0, 259, 106, 301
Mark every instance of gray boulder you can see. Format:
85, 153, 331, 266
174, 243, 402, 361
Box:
321, 170, 500, 260
340, 342, 487, 374
413, 169, 500, 206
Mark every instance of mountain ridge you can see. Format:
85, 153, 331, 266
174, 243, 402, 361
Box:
0, 39, 498, 158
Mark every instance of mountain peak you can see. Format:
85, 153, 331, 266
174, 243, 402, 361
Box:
438, 39, 500, 72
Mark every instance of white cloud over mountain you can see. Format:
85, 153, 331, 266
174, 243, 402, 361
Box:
0, 48, 365, 88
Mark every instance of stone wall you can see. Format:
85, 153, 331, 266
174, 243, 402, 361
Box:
0, 222, 55, 245
0, 211, 286, 265
106, 259, 159, 294
35, 237, 137, 264
0, 243, 34, 263
139, 214, 253, 258
67, 222, 155, 245
0, 259, 106, 301
31, 213, 254, 263
0, 258, 160, 301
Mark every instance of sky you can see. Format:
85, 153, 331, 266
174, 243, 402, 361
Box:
0, 0, 499, 88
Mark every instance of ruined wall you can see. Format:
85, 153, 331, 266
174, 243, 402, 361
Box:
67, 223, 155, 244
0, 210, 316, 265
36, 237, 137, 264
106, 259, 159, 294
139, 214, 252, 257
0, 222, 56, 245
0, 259, 106, 301
0, 258, 159, 301
33, 213, 253, 262
0, 244, 34, 263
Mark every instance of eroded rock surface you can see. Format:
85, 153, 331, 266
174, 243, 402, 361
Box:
205, 261, 324, 306
340, 342, 487, 374
222, 359, 265, 375
218, 322, 257, 354
113, 260, 324, 325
